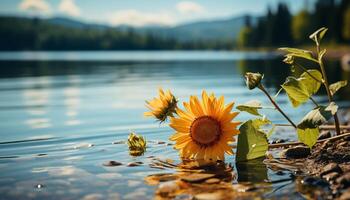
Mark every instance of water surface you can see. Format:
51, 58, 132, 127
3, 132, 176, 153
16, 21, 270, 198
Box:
0, 51, 348, 199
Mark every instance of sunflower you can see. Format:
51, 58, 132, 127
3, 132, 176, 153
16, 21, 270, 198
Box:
144, 88, 177, 122
169, 91, 240, 161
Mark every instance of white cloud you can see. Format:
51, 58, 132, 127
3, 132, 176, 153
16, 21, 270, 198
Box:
176, 1, 204, 14
59, 0, 80, 17
108, 9, 175, 27
19, 0, 51, 14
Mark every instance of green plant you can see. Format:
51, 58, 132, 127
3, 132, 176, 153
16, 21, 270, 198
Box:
236, 28, 347, 161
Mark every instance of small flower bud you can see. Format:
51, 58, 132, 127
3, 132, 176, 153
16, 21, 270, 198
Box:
127, 132, 146, 156
245, 72, 263, 90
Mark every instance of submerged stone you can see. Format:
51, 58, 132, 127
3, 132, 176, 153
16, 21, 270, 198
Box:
103, 161, 122, 167
157, 181, 179, 195
280, 146, 310, 159
180, 173, 215, 183
127, 162, 143, 167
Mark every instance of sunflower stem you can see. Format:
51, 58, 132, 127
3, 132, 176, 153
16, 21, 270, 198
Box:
258, 84, 297, 128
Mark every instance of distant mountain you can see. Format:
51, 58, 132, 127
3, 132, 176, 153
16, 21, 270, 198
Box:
46, 17, 110, 30
140, 16, 257, 42
0, 15, 256, 50
45, 15, 256, 42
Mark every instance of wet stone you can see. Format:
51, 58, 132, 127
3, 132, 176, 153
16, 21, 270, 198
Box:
194, 192, 223, 200
232, 184, 256, 192
157, 181, 179, 195
271, 139, 286, 144
336, 172, 350, 188
174, 194, 193, 200
112, 141, 125, 144
320, 163, 342, 176
205, 178, 220, 184
301, 176, 329, 188
103, 161, 122, 167
180, 173, 215, 183
127, 162, 143, 167
337, 141, 349, 148
318, 131, 331, 140
343, 136, 350, 141
280, 146, 310, 159
322, 172, 339, 182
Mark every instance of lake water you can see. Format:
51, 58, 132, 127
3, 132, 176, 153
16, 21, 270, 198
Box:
0, 51, 348, 199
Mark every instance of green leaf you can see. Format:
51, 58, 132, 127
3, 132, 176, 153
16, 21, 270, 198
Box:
299, 69, 322, 95
281, 77, 310, 107
236, 120, 269, 162
309, 27, 328, 45
251, 117, 271, 128
281, 70, 322, 107
297, 128, 319, 148
297, 102, 338, 129
279, 47, 318, 63
236, 100, 262, 116
329, 80, 348, 96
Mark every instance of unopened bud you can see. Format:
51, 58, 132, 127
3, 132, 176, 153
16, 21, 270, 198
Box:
245, 72, 263, 90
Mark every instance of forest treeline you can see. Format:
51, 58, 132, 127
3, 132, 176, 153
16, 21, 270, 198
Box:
0, 0, 349, 51
237, 0, 350, 48
0, 17, 233, 51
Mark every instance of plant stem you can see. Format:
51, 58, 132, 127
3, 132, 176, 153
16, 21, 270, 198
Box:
316, 45, 341, 135
258, 84, 297, 128
274, 124, 350, 130
229, 131, 350, 149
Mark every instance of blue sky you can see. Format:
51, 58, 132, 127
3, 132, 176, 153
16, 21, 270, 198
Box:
0, 0, 309, 26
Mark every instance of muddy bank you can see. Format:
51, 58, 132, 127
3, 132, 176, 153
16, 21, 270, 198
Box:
273, 132, 350, 199
303, 134, 350, 199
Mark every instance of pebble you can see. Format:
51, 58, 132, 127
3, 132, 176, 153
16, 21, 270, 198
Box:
205, 178, 221, 184
336, 172, 350, 188
280, 146, 310, 159
157, 181, 179, 195
180, 173, 215, 183
112, 141, 125, 144
322, 172, 339, 182
344, 136, 350, 141
127, 162, 143, 167
337, 141, 349, 148
320, 163, 342, 176
174, 194, 193, 200
301, 176, 329, 188
232, 184, 256, 192
103, 161, 122, 167
271, 139, 286, 144
194, 192, 223, 200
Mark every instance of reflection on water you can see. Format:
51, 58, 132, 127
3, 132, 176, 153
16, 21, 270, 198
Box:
0, 51, 348, 199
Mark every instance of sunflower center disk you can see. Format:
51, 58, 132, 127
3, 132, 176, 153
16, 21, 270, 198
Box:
190, 116, 221, 146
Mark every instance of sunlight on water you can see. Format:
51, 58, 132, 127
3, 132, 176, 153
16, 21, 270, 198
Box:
0, 51, 348, 199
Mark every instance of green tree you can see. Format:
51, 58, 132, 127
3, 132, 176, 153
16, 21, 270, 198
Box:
292, 10, 311, 44
343, 5, 350, 40
237, 16, 253, 48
